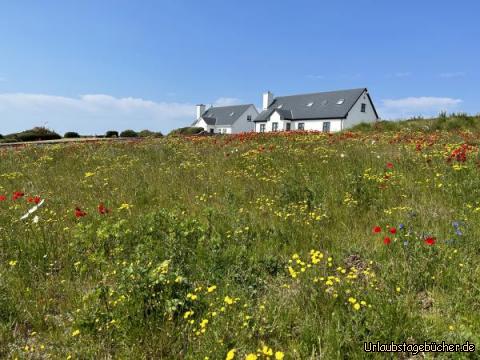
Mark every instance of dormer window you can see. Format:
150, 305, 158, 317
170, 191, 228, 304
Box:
230, 112, 235, 116
306, 102, 314, 107
277, 104, 283, 109
336, 99, 345, 105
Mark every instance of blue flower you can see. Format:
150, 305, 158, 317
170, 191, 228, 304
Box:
452, 221, 460, 229
399, 223, 405, 230
455, 229, 463, 236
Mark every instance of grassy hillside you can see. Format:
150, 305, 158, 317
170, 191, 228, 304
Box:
1, 129, 479, 358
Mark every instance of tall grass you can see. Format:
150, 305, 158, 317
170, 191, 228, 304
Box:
0, 130, 479, 358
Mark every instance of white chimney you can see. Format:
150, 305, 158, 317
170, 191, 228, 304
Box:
263, 91, 273, 110
196, 104, 206, 119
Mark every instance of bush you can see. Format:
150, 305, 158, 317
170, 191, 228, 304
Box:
169, 127, 204, 136
105, 131, 119, 138
138, 130, 163, 138
7, 127, 61, 142
0, 134, 3, 139
120, 130, 138, 138
64, 131, 80, 138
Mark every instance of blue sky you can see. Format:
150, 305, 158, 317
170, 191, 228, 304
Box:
0, 0, 479, 134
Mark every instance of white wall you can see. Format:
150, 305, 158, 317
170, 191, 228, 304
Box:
344, 90, 378, 128
194, 118, 208, 130
232, 105, 258, 133
255, 114, 342, 132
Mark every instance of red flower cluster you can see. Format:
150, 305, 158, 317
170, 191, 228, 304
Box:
372, 225, 397, 245
424, 236, 436, 246
13, 191, 24, 200
75, 207, 87, 218
75, 203, 111, 218
28, 196, 42, 205
386, 162, 394, 169
0, 195, 6, 201
447, 144, 472, 163
98, 203, 110, 215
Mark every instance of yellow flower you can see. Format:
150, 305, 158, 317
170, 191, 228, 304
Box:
261, 346, 273, 356
118, 203, 132, 210
246, 354, 258, 360
224, 296, 234, 305
71, 329, 80, 337
275, 352, 285, 360
183, 311, 194, 319
84, 172, 95, 178
207, 285, 217, 293
226, 349, 236, 360
348, 297, 357, 304
396, 287, 401, 292
353, 303, 361, 311
8, 260, 17, 267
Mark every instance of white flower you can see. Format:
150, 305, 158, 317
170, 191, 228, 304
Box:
33, 215, 39, 224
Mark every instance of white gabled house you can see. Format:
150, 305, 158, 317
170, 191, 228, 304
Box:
254, 88, 379, 132
192, 104, 258, 134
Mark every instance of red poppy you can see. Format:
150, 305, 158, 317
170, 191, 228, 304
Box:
98, 203, 110, 215
75, 207, 87, 218
386, 162, 394, 169
383, 237, 391, 245
0, 195, 6, 201
424, 237, 436, 246
12, 191, 24, 200
389, 227, 397, 234
373, 226, 382, 233
28, 196, 41, 205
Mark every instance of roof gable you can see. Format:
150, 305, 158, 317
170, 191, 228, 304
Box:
202, 104, 253, 126
255, 88, 367, 122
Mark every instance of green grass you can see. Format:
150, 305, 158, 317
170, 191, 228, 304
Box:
0, 128, 480, 359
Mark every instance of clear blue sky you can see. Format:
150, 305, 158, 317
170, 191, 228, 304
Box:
1, 0, 479, 134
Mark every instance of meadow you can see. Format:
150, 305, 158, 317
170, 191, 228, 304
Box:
1, 126, 480, 359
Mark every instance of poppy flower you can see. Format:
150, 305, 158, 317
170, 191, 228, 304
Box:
386, 162, 394, 169
424, 237, 436, 246
28, 196, 42, 205
0, 195, 6, 201
13, 191, 24, 201
383, 237, 391, 245
389, 227, 397, 234
373, 226, 382, 233
75, 207, 87, 218
98, 203, 110, 215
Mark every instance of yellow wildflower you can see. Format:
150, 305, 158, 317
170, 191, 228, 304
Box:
226, 349, 236, 360
275, 352, 285, 360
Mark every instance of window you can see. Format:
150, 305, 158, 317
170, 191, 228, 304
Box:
361, 103, 366, 113
272, 122, 278, 132
229, 112, 235, 116
298, 122, 305, 130
259, 124, 266, 132
323, 121, 331, 133
209, 128, 214, 134
306, 102, 314, 107
277, 104, 283, 109
286, 123, 291, 131
222, 128, 227, 134
247, 115, 252, 122
336, 99, 345, 105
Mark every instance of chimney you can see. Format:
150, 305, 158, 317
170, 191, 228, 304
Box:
196, 104, 206, 119
263, 91, 273, 110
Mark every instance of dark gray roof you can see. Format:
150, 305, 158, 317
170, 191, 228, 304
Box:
202, 117, 217, 125
201, 104, 253, 126
254, 88, 369, 122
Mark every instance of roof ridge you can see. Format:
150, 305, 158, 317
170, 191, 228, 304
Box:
274, 88, 366, 100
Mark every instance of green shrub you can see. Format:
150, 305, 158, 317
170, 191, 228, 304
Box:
64, 131, 80, 138
168, 127, 204, 136
138, 130, 163, 138
7, 127, 61, 142
120, 130, 138, 138
105, 130, 119, 138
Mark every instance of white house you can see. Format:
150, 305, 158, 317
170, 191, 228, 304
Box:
254, 88, 379, 132
192, 104, 258, 134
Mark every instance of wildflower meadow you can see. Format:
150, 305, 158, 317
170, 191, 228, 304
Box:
1, 128, 479, 359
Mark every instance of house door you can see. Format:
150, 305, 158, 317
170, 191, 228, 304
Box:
323, 121, 331, 132
286, 123, 291, 131
209, 128, 214, 134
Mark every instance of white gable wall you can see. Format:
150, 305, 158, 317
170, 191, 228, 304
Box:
231, 105, 258, 133
344, 90, 378, 128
